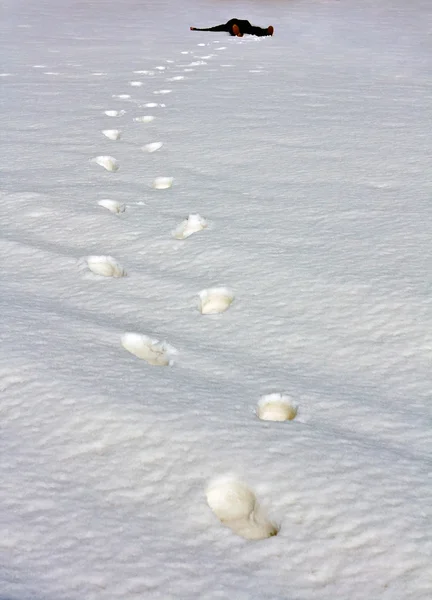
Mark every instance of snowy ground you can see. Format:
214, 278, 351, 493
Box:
1, 0, 431, 598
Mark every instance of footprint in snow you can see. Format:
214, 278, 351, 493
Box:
142, 102, 165, 108
206, 477, 279, 540
98, 199, 126, 214
104, 109, 126, 117
81, 256, 127, 278
198, 288, 234, 315
102, 129, 121, 140
142, 142, 163, 153
257, 394, 298, 422
91, 156, 119, 172
166, 76, 184, 82
155, 66, 166, 71
152, 177, 173, 190
172, 214, 207, 239
134, 115, 155, 123
121, 333, 177, 366
153, 89, 172, 95
112, 94, 131, 99
133, 70, 155, 76
129, 81, 143, 87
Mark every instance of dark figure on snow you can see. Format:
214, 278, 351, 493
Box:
190, 19, 274, 38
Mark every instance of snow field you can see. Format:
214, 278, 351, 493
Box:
1, 0, 431, 598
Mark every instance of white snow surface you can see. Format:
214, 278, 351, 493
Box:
1, 0, 431, 598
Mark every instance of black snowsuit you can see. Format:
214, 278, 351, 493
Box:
192, 19, 271, 37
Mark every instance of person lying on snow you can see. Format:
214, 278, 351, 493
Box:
190, 19, 274, 37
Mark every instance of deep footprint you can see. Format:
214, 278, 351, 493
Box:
198, 287, 234, 314
172, 214, 207, 239
104, 110, 126, 117
257, 393, 298, 422
91, 156, 119, 172
102, 129, 121, 140
142, 142, 163, 153
121, 333, 177, 366
98, 199, 126, 214
206, 477, 278, 540
134, 115, 155, 123
152, 176, 173, 189
85, 256, 126, 277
